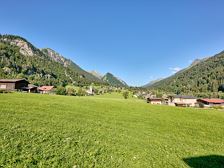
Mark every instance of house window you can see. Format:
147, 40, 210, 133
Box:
0, 85, 6, 89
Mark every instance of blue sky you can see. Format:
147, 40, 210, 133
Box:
1, 0, 224, 86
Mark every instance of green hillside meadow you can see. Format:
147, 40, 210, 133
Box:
0, 93, 224, 167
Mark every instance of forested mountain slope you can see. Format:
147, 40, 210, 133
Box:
147, 51, 224, 94
0, 35, 104, 86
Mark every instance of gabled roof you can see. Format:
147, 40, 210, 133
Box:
198, 99, 224, 104
0, 79, 29, 83
173, 95, 196, 99
38, 86, 54, 91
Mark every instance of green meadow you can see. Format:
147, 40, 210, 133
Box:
0, 93, 224, 167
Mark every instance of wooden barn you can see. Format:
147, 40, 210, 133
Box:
0, 79, 29, 90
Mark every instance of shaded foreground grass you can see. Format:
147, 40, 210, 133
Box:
0, 93, 224, 167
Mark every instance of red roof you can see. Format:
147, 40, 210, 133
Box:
198, 99, 224, 103
38, 86, 54, 91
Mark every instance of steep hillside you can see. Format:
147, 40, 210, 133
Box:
147, 51, 224, 94
143, 78, 163, 88
0, 34, 104, 86
41, 48, 103, 83
102, 73, 128, 87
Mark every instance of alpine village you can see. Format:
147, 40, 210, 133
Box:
1, 35, 224, 109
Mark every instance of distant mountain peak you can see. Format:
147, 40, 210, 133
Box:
102, 72, 128, 87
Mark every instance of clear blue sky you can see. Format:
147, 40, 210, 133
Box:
1, 0, 224, 86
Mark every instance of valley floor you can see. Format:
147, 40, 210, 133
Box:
0, 93, 224, 167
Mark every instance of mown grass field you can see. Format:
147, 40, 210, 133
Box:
0, 93, 224, 168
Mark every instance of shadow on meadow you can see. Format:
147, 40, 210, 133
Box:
183, 155, 224, 168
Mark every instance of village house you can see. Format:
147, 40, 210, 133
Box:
0, 79, 29, 91
197, 98, 224, 108
168, 95, 197, 107
147, 98, 162, 105
38, 86, 54, 94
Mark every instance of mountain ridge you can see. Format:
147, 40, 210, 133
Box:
147, 51, 224, 94
0, 34, 104, 86
102, 72, 128, 87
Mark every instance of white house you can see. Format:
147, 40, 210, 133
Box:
168, 95, 197, 107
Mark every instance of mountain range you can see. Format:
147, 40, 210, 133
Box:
0, 34, 127, 87
1, 34, 223, 92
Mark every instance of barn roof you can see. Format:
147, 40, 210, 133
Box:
38, 86, 54, 91
198, 99, 224, 104
0, 79, 29, 83
173, 95, 196, 99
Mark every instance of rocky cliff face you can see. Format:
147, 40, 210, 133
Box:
3, 38, 34, 56
41, 48, 70, 67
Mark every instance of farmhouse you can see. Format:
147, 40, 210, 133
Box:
147, 98, 162, 105
0, 79, 29, 90
168, 95, 197, 107
197, 99, 224, 107
38, 86, 54, 94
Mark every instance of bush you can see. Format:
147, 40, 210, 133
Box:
0, 89, 11, 93
66, 87, 76, 96
198, 102, 205, 108
77, 87, 86, 96
211, 106, 223, 110
56, 86, 66, 95
123, 91, 129, 99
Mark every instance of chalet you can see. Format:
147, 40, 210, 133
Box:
38, 86, 54, 94
0, 79, 29, 90
22, 84, 38, 93
168, 95, 197, 107
147, 98, 162, 105
197, 99, 224, 107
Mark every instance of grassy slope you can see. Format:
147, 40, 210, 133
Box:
0, 93, 224, 168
